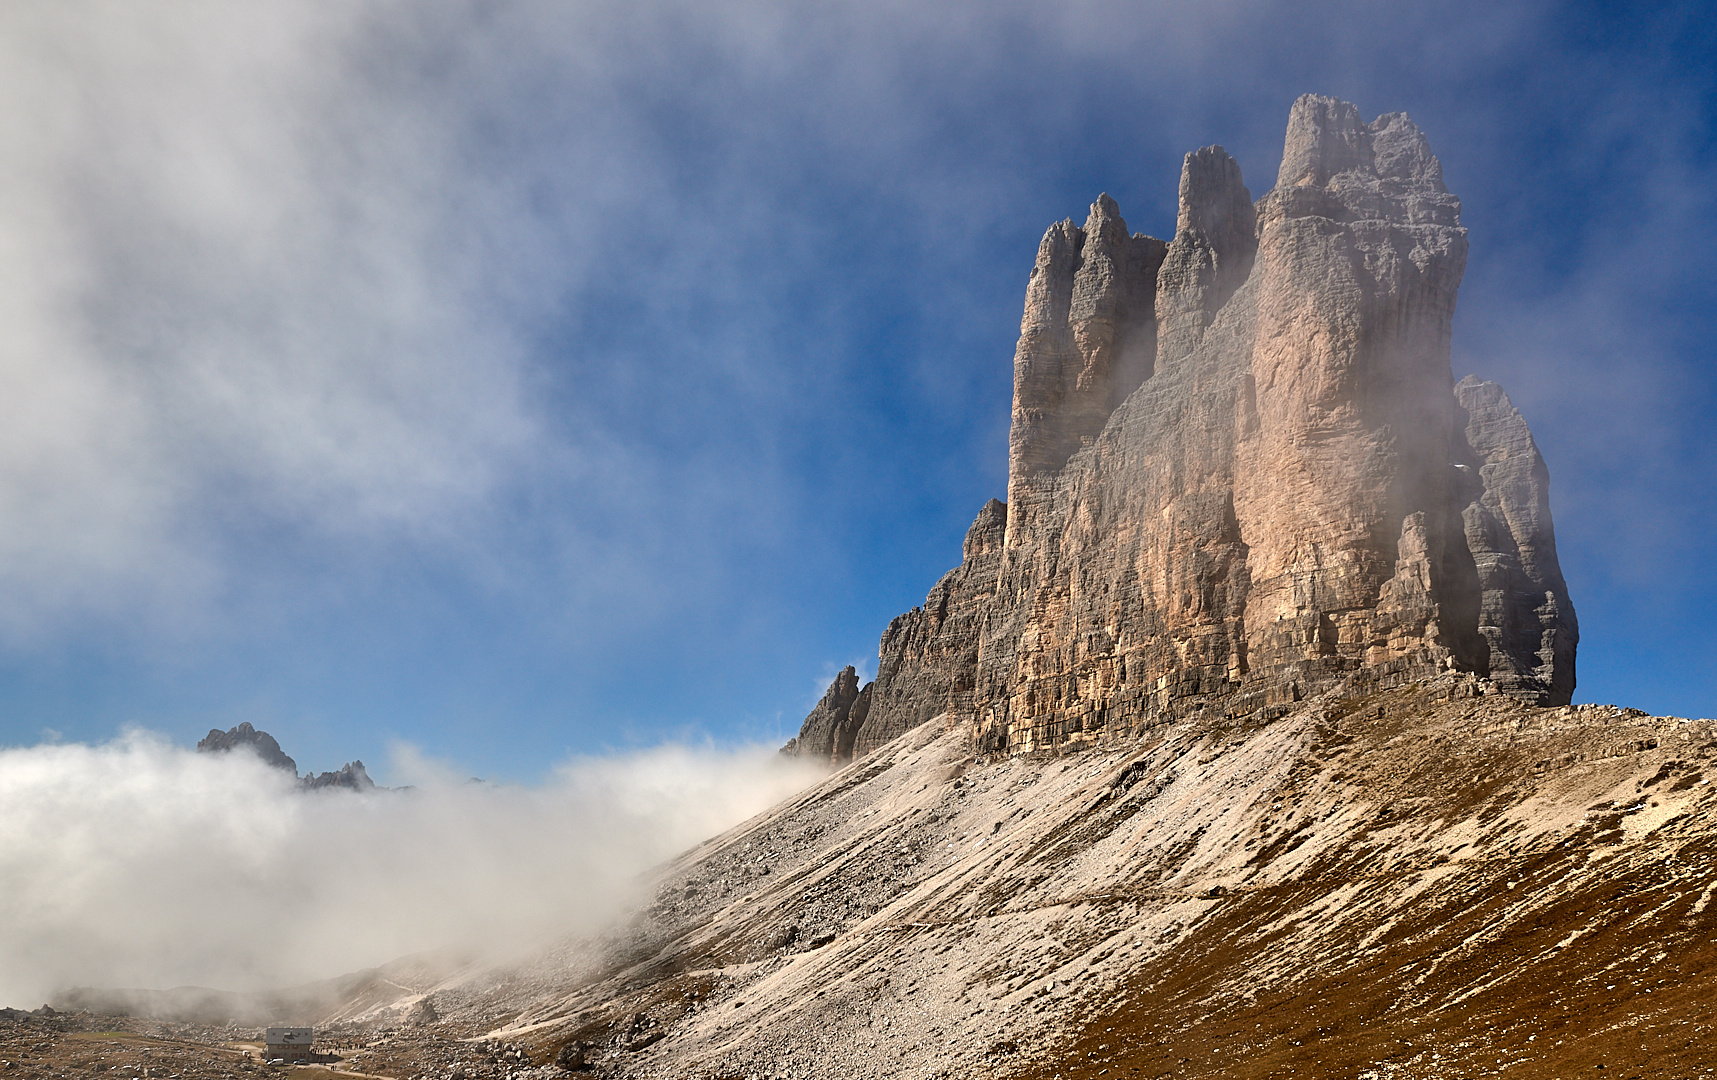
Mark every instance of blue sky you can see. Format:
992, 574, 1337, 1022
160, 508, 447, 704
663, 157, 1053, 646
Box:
0, 1, 1711, 782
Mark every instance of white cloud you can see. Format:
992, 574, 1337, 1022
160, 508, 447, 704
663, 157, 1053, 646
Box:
0, 732, 821, 1005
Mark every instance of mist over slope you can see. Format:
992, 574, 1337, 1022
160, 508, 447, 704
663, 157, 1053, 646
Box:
0, 733, 820, 1006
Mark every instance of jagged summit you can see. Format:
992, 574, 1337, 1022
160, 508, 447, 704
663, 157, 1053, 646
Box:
196, 721, 297, 774
197, 722, 376, 792
792, 93, 1576, 764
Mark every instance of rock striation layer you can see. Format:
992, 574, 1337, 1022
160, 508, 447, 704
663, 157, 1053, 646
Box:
790, 94, 1577, 763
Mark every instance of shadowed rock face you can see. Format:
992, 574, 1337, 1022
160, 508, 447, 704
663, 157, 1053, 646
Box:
782, 666, 868, 765
792, 94, 1577, 763
1454, 375, 1578, 703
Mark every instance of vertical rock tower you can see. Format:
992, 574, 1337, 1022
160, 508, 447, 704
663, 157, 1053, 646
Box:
790, 95, 1577, 763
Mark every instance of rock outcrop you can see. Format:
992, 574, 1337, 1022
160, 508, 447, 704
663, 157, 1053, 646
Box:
778, 666, 868, 764
792, 94, 1577, 763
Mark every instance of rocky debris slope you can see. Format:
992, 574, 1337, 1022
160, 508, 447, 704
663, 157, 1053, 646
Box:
196, 723, 376, 792
790, 94, 1577, 764
371, 677, 1717, 1079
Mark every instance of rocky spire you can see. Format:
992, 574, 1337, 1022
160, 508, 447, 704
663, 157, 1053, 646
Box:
1006, 196, 1165, 544
1155, 146, 1256, 365
1454, 376, 1579, 702
1276, 94, 1374, 188
784, 665, 868, 764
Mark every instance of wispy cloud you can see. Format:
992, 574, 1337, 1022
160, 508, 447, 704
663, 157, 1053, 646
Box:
0, 5, 545, 637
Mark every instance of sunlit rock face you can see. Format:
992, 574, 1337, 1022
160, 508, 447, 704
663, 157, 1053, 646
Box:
790, 94, 1577, 763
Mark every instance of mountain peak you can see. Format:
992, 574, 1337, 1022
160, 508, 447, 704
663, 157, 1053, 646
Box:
791, 94, 1575, 765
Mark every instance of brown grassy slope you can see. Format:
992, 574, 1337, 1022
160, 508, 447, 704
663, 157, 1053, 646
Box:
1022, 711, 1717, 1079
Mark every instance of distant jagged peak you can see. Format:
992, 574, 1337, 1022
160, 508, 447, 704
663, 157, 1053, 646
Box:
196, 722, 378, 792
196, 721, 297, 775
300, 760, 377, 792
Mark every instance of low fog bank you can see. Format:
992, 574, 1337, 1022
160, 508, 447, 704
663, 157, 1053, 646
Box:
0, 733, 823, 1007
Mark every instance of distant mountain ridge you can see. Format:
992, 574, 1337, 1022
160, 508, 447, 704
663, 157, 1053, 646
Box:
196, 722, 376, 792
788, 93, 1576, 765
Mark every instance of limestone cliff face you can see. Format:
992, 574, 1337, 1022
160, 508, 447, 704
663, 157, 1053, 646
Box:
791, 94, 1577, 762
